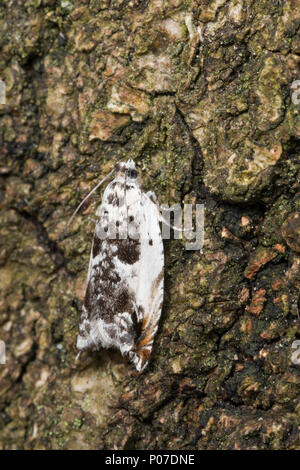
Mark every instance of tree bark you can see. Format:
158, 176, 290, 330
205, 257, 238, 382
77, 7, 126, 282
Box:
0, 0, 300, 449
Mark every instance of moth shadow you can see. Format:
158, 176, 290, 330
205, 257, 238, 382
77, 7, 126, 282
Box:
73, 348, 137, 378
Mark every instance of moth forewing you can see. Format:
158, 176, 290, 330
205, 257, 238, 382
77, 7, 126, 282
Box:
76, 160, 164, 372
129, 194, 164, 371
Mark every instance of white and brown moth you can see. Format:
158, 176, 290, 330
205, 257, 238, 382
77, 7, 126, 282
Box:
76, 160, 164, 372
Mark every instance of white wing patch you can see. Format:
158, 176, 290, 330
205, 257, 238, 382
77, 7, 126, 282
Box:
76, 160, 164, 372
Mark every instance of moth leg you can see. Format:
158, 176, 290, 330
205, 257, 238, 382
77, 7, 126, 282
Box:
160, 215, 189, 233
75, 351, 81, 362
146, 191, 158, 204
145, 192, 188, 233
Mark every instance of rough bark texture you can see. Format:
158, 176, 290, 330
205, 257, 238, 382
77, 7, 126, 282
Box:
0, 0, 300, 450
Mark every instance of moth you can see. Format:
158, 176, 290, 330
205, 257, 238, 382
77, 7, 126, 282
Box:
76, 160, 164, 372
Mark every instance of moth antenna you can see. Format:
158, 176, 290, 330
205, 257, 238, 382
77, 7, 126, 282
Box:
63, 169, 115, 236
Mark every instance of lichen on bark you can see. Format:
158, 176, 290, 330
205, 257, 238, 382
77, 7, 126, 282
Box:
0, 0, 299, 450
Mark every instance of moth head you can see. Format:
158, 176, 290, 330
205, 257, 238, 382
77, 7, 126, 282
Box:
115, 159, 138, 180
